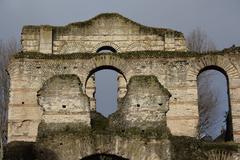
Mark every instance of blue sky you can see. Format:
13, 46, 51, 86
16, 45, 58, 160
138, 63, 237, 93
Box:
0, 1, 238, 137
0, 0, 240, 49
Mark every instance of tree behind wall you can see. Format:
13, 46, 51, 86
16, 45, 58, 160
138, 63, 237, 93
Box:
0, 38, 19, 150
186, 28, 216, 53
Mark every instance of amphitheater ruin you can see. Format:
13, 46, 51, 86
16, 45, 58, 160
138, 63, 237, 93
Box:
2, 13, 240, 159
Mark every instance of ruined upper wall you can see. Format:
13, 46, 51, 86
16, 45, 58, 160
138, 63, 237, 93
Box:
21, 13, 187, 54
7, 46, 240, 142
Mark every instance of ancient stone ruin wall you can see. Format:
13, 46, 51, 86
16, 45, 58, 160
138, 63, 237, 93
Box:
110, 75, 171, 130
37, 75, 90, 124
7, 48, 240, 143
21, 13, 187, 54
20, 13, 187, 112
6, 13, 240, 146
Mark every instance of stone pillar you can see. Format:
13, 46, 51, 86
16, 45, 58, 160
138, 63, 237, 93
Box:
85, 75, 96, 111
164, 32, 175, 51
39, 26, 52, 54
117, 74, 127, 98
110, 75, 171, 130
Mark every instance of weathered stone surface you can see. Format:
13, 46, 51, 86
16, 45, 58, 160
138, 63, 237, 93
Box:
3, 12, 240, 159
7, 49, 240, 142
109, 75, 171, 130
3, 134, 240, 160
38, 75, 91, 125
21, 13, 187, 54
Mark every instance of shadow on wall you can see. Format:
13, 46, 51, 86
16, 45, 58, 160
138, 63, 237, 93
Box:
3, 141, 58, 160
81, 154, 129, 160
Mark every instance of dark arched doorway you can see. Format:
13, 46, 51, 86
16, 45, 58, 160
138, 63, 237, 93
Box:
197, 66, 233, 141
81, 154, 129, 160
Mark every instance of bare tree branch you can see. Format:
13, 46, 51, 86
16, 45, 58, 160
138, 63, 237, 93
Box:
0, 38, 19, 145
187, 27, 216, 53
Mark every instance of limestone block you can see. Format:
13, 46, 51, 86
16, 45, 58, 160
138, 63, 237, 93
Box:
42, 114, 90, 124
8, 120, 40, 141
8, 106, 42, 121
167, 103, 198, 117
168, 88, 198, 103
234, 134, 240, 143
229, 79, 240, 89
167, 118, 198, 137
151, 46, 164, 51
39, 26, 52, 54
164, 43, 175, 49
9, 90, 37, 105
21, 40, 39, 46
230, 88, 240, 102
232, 117, 240, 132
21, 34, 40, 40
22, 46, 39, 52
110, 75, 171, 129
231, 103, 240, 116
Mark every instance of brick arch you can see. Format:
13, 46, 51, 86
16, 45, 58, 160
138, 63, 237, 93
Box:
87, 54, 128, 74
92, 41, 121, 53
126, 41, 151, 51
187, 55, 239, 80
59, 41, 86, 54
187, 55, 237, 141
83, 54, 128, 91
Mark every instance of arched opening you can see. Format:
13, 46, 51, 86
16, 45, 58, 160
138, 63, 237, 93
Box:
85, 46, 127, 117
97, 46, 117, 53
81, 153, 129, 160
197, 66, 233, 141
85, 65, 127, 117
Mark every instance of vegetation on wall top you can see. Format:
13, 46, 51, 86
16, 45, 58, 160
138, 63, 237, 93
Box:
22, 13, 184, 37
12, 48, 236, 60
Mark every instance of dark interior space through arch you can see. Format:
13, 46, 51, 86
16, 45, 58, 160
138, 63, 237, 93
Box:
81, 154, 129, 160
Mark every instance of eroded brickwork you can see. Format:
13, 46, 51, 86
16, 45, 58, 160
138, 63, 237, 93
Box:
37, 75, 90, 124
110, 76, 171, 129
21, 13, 187, 54
7, 50, 240, 143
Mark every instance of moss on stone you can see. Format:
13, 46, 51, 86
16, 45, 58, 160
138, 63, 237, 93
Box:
37, 122, 92, 139
4, 133, 239, 160
109, 126, 170, 140
13, 52, 96, 59
90, 111, 109, 133
170, 136, 239, 160
13, 48, 233, 60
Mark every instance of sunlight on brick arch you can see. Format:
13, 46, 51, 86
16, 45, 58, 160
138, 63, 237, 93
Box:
92, 41, 121, 53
